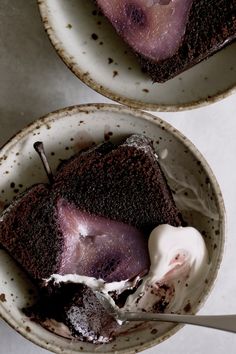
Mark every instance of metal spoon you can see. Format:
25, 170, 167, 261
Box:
95, 292, 236, 334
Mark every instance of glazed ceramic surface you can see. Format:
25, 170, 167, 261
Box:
38, 0, 236, 111
0, 104, 225, 353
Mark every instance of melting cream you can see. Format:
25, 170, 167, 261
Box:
124, 224, 209, 313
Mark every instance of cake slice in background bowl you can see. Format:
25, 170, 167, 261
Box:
95, 0, 236, 82
38, 0, 236, 111
0, 104, 225, 353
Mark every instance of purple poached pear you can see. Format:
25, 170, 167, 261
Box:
96, 0, 193, 62
95, 0, 236, 82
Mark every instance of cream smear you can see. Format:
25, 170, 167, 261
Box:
123, 224, 209, 313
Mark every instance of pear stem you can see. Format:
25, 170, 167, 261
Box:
34, 141, 54, 184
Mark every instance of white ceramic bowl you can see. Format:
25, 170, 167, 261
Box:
0, 104, 225, 353
38, 0, 236, 111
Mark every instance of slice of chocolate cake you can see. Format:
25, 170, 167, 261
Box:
95, 0, 236, 82
0, 135, 181, 281
0, 134, 182, 343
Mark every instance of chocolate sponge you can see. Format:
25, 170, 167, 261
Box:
141, 0, 236, 82
0, 184, 63, 281
53, 134, 182, 232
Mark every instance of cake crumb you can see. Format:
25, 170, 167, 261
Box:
0, 293, 6, 302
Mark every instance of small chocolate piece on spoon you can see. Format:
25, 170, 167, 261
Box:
34, 142, 54, 184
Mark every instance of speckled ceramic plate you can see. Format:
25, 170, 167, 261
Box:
0, 104, 225, 354
37, 0, 236, 111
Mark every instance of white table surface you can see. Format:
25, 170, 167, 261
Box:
0, 1, 236, 353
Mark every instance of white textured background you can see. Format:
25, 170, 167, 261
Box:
0, 1, 236, 353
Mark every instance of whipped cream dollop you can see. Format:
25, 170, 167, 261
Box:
123, 224, 209, 313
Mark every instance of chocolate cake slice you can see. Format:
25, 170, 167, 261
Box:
0, 134, 182, 343
95, 0, 236, 82
0, 135, 181, 281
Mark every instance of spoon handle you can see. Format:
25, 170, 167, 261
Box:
122, 312, 236, 333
